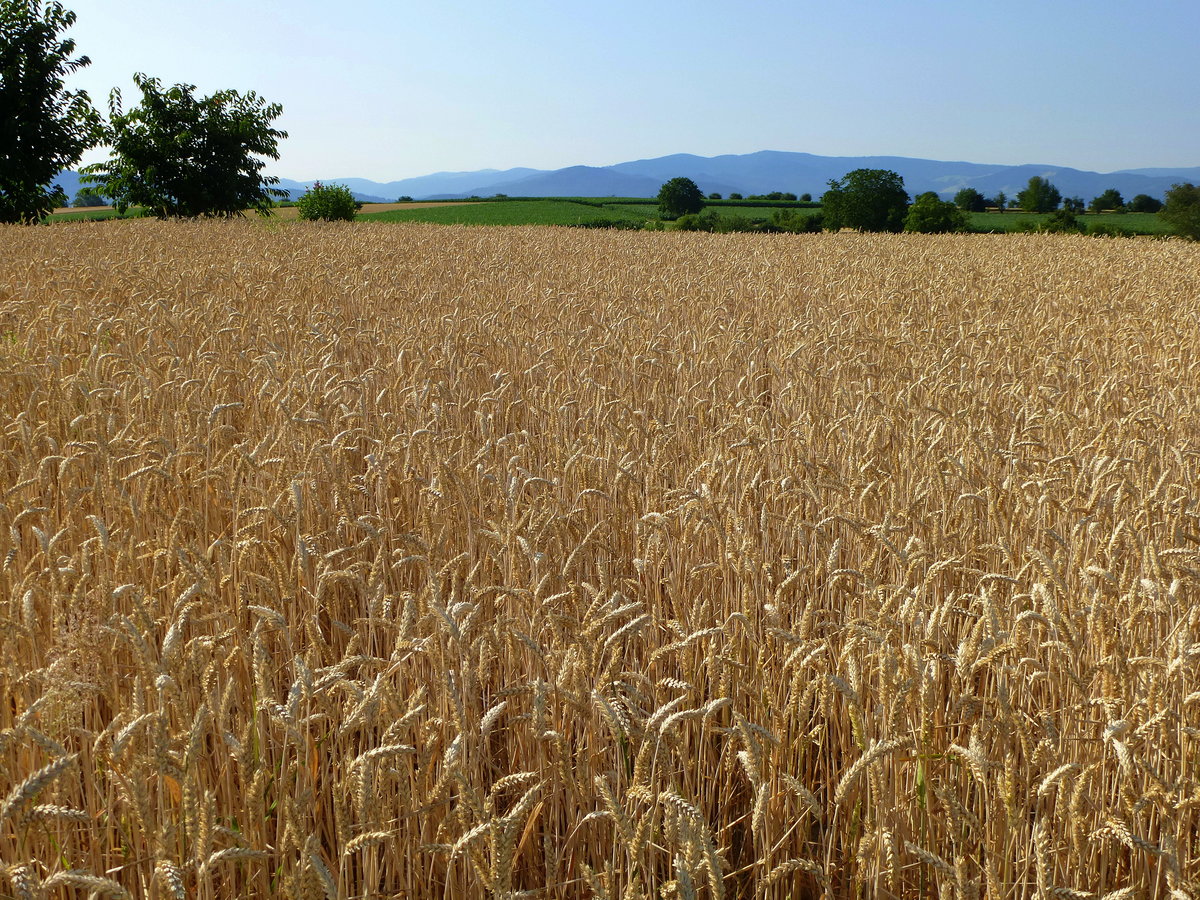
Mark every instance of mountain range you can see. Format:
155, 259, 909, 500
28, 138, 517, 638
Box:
57, 151, 1197, 204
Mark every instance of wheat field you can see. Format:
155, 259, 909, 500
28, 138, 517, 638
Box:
2, 221, 1200, 899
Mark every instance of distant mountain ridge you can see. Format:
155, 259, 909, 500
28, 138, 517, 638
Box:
56, 151, 1194, 204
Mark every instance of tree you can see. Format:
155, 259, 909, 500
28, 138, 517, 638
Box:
1089, 189, 1124, 213
1128, 194, 1162, 213
993, 191, 1008, 213
821, 168, 909, 232
953, 188, 986, 212
82, 73, 287, 218
1159, 182, 1200, 240
73, 187, 104, 206
656, 177, 704, 219
1017, 176, 1061, 212
707, 192, 722, 200
295, 181, 360, 222
1063, 196, 1085, 214
728, 192, 743, 200
0, 1, 103, 223
904, 192, 968, 233
800, 193, 812, 202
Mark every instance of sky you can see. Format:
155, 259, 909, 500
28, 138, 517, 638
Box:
66, 0, 1200, 182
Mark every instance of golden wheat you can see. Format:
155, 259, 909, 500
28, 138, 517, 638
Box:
2, 220, 1200, 897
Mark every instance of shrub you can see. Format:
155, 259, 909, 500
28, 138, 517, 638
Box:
674, 210, 722, 232
771, 208, 824, 233
904, 192, 968, 233
1159, 183, 1200, 240
296, 181, 361, 222
1014, 210, 1084, 234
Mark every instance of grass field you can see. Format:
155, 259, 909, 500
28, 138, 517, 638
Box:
45, 205, 143, 222
3, 222, 1200, 898
968, 210, 1172, 234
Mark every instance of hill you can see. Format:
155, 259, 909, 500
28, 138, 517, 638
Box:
54, 151, 1195, 205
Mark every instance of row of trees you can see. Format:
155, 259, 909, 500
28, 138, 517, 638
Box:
658, 172, 1200, 238
953, 179, 1165, 215
1, 1, 288, 223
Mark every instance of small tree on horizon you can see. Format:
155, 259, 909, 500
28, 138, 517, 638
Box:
1128, 194, 1162, 213
953, 187, 986, 212
821, 168, 909, 232
73, 187, 105, 207
656, 177, 704, 219
1089, 189, 1124, 212
993, 190, 1008, 213
1017, 176, 1061, 213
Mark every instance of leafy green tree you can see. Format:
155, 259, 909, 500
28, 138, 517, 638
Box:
656, 177, 704, 219
1159, 183, 1200, 240
1089, 188, 1124, 212
73, 187, 104, 206
821, 168, 909, 232
993, 190, 1008, 213
295, 181, 360, 221
728, 192, 743, 200
1063, 196, 1085, 214
0, 1, 103, 223
904, 192, 968, 233
800, 193, 812, 202
82, 73, 287, 218
1017, 176, 1061, 212
707, 192, 722, 200
953, 188, 986, 212
1127, 194, 1162, 213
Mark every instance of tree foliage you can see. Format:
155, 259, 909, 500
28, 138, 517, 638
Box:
993, 191, 1008, 213
73, 187, 104, 206
1089, 189, 1124, 213
904, 192, 967, 233
296, 181, 360, 222
1159, 183, 1200, 240
1063, 197, 1085, 214
1017, 176, 1061, 213
82, 73, 287, 218
953, 188, 986, 212
821, 168, 909, 232
656, 177, 704, 219
0, 0, 103, 223
1127, 194, 1162, 213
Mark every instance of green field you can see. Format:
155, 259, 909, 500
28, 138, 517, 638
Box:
358, 198, 821, 228
968, 210, 1171, 235
45, 206, 144, 222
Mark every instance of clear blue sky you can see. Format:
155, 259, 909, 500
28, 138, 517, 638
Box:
68, 0, 1199, 181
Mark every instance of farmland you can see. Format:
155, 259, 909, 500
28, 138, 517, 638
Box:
3, 222, 1200, 898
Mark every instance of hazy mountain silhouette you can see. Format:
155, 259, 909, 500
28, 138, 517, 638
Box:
320, 151, 1189, 201
55, 151, 1191, 205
